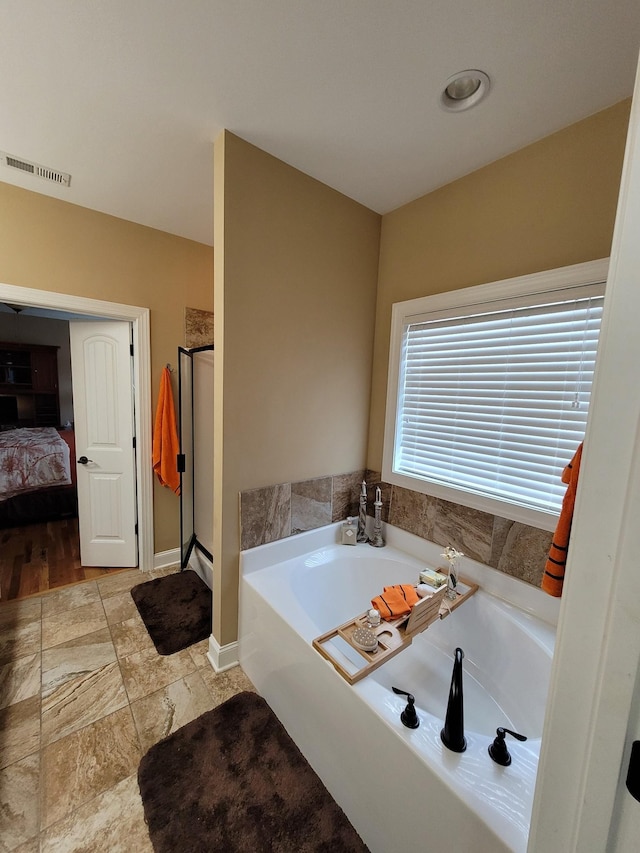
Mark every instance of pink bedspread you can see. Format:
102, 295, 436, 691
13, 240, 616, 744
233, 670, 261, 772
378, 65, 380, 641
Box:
0, 427, 72, 501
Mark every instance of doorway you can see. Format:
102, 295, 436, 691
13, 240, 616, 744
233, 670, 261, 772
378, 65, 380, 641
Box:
0, 312, 140, 597
0, 281, 153, 598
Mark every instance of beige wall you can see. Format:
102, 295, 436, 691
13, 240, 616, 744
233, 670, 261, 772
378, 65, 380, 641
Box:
368, 99, 632, 468
214, 131, 381, 644
0, 182, 214, 552
1, 97, 629, 620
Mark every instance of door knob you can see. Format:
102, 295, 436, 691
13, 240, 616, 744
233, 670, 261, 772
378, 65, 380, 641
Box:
77, 456, 93, 465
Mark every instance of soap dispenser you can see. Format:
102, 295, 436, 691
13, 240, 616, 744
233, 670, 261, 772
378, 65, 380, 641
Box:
341, 517, 357, 545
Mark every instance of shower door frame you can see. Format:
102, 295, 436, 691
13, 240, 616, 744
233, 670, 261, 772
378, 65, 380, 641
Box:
178, 344, 214, 570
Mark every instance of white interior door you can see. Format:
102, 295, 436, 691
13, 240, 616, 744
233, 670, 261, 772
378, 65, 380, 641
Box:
70, 320, 138, 567
529, 52, 640, 852
610, 684, 640, 849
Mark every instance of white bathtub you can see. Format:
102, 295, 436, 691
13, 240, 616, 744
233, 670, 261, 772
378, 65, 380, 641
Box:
239, 522, 558, 853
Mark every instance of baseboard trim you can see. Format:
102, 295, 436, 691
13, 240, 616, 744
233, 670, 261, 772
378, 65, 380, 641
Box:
188, 547, 213, 590
207, 635, 239, 672
153, 548, 180, 570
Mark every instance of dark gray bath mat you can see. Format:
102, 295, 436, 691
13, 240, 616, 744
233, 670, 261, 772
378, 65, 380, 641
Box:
137, 691, 370, 853
131, 569, 211, 655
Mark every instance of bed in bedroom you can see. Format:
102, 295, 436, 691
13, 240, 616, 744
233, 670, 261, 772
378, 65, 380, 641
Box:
0, 426, 78, 528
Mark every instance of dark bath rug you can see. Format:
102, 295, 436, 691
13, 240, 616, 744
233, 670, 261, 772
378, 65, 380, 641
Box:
137, 691, 370, 853
131, 569, 211, 656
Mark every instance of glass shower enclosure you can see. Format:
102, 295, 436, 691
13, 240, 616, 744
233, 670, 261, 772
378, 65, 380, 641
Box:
178, 344, 214, 570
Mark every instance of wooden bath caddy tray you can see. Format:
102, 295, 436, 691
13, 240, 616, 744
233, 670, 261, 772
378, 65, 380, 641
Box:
312, 578, 478, 685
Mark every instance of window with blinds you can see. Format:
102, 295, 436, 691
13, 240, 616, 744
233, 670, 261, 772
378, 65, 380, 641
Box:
383, 262, 607, 530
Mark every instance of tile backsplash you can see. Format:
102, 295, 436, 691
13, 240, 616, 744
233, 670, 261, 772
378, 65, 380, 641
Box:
240, 469, 552, 589
240, 470, 365, 551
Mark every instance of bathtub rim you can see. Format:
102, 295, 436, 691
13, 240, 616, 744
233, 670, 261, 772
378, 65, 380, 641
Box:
241, 519, 560, 629
242, 532, 554, 739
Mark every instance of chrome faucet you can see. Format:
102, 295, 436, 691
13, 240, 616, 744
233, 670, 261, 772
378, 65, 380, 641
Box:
440, 647, 466, 752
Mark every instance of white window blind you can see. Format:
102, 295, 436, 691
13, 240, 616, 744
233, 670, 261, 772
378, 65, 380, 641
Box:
393, 285, 604, 518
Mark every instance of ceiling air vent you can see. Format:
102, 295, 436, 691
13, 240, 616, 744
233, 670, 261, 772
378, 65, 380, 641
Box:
1, 151, 71, 186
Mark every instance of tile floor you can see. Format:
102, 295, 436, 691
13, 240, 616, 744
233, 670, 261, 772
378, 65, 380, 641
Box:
0, 567, 255, 852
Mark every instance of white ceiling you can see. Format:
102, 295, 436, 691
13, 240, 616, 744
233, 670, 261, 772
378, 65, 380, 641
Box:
1, 1, 639, 247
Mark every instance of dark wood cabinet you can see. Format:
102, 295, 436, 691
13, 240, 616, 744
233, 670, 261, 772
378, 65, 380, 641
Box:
0, 346, 31, 387
30, 348, 59, 394
0, 342, 60, 427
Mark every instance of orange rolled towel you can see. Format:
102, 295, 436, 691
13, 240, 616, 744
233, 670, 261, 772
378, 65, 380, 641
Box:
542, 442, 583, 598
371, 584, 420, 620
152, 366, 181, 495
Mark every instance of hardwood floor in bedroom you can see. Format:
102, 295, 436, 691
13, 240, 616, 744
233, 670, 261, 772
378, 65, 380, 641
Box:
0, 518, 130, 602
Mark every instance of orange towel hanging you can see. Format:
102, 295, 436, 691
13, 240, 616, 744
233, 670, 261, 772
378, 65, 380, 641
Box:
541, 442, 583, 597
152, 366, 181, 495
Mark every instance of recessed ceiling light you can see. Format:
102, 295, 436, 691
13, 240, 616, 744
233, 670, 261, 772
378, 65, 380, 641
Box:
441, 70, 491, 112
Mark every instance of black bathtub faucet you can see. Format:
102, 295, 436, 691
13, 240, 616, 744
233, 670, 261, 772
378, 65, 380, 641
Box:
441, 647, 466, 753
488, 727, 528, 766
392, 686, 420, 729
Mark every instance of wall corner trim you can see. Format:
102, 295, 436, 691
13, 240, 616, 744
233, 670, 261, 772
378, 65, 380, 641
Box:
207, 635, 239, 673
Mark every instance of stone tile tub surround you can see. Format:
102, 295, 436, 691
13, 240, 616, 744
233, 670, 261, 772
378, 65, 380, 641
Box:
240, 469, 366, 550
240, 469, 552, 589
